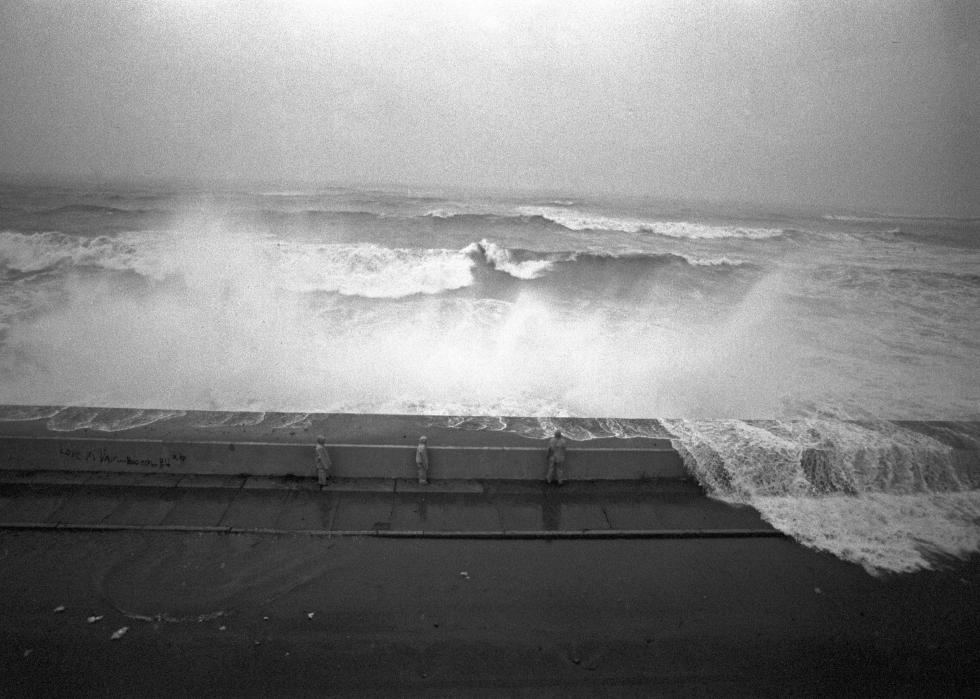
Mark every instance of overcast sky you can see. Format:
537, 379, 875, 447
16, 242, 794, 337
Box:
1, 0, 977, 214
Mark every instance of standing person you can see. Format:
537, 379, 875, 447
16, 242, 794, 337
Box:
315, 436, 332, 490
416, 436, 429, 485
546, 429, 567, 485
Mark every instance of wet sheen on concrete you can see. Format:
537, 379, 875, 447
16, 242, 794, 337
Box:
0, 470, 778, 536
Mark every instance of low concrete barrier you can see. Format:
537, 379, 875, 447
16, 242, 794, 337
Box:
0, 406, 687, 480
0, 436, 686, 481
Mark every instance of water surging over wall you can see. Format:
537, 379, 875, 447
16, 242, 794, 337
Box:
664, 418, 980, 574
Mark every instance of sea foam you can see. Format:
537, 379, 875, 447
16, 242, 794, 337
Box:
516, 206, 785, 239
663, 417, 980, 574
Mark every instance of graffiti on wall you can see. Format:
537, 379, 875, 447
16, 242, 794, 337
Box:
58, 444, 187, 469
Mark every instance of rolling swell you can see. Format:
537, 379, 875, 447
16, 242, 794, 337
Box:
425, 211, 570, 233
425, 208, 788, 240
460, 240, 756, 302
0, 229, 756, 300
43, 204, 135, 215
0, 231, 160, 278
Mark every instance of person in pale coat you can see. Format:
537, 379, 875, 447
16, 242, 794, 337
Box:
416, 436, 429, 485
546, 430, 567, 485
315, 436, 332, 489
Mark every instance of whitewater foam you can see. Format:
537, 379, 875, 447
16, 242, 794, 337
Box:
464, 240, 555, 279
46, 407, 186, 432
662, 417, 980, 574
424, 208, 457, 219
0, 230, 175, 280
274, 242, 476, 298
516, 207, 785, 239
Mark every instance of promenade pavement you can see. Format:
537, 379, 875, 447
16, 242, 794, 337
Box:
0, 470, 777, 538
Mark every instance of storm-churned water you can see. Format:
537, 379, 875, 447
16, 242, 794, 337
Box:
1, 180, 979, 572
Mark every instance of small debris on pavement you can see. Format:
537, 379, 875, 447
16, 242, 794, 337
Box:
110, 626, 129, 640
219, 625, 227, 631
86, 615, 104, 624
53, 605, 66, 613
460, 571, 470, 579
307, 612, 315, 619
814, 587, 822, 594
23, 649, 33, 658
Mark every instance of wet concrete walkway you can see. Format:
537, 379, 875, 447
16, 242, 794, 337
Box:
0, 470, 778, 538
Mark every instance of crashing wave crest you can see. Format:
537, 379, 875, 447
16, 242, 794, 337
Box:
516, 207, 785, 239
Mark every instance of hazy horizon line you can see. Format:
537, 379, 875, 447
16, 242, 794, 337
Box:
1, 169, 977, 221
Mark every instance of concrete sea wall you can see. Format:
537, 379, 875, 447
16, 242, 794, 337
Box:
0, 407, 687, 481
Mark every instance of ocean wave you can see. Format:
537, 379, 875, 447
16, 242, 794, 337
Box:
46, 407, 186, 432
0, 230, 752, 303
278, 239, 751, 306
423, 208, 457, 219
43, 204, 134, 215
264, 238, 751, 297
274, 242, 476, 298
417, 206, 784, 239
439, 414, 670, 440
817, 262, 980, 293
516, 206, 785, 239
0, 230, 165, 278
826, 212, 980, 224
0, 231, 484, 298
462, 240, 555, 279
467, 240, 747, 276
886, 267, 980, 289
421, 211, 561, 231
0, 405, 64, 421
823, 214, 893, 223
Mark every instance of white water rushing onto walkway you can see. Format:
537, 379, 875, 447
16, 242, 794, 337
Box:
662, 418, 980, 574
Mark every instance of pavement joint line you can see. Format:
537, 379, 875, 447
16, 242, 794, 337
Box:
215, 477, 249, 528
0, 522, 783, 538
600, 503, 613, 529
55, 522, 133, 532
0, 522, 59, 530
0, 468, 694, 495
326, 491, 340, 532
1, 473, 699, 491
492, 494, 506, 532
140, 524, 233, 533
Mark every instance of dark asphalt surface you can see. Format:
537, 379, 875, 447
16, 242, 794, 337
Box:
1, 530, 979, 697
0, 471, 777, 537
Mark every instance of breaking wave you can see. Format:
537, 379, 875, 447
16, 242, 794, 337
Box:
419, 206, 786, 239
663, 417, 980, 574
0, 231, 166, 279
0, 231, 750, 302
516, 206, 786, 239
43, 204, 136, 216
